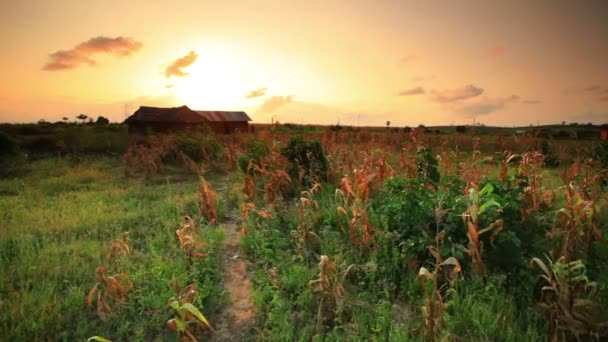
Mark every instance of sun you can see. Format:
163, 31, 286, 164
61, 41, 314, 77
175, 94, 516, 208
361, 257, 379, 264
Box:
173, 52, 249, 110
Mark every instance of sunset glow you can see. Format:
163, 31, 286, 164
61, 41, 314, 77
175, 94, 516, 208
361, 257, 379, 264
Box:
1, 1, 607, 125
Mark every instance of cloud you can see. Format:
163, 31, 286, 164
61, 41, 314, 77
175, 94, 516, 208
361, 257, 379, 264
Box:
429, 84, 484, 103
564, 84, 608, 102
564, 84, 604, 94
522, 99, 541, 104
568, 111, 608, 124
398, 86, 425, 96
399, 54, 417, 64
485, 44, 506, 58
43, 36, 143, 71
455, 95, 519, 117
245, 87, 267, 99
257, 96, 293, 114
412, 75, 436, 82
164, 51, 198, 78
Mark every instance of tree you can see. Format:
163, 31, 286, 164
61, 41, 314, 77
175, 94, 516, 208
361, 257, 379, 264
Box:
95, 116, 110, 125
76, 114, 88, 123
386, 121, 391, 129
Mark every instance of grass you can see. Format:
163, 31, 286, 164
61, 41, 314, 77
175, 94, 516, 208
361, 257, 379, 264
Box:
0, 157, 225, 341
1, 125, 606, 340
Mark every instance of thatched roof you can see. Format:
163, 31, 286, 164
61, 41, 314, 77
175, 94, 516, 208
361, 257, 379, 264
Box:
195, 111, 251, 122
124, 106, 207, 124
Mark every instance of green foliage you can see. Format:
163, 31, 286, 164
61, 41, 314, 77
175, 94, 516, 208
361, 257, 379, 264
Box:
416, 146, 440, 185
237, 138, 270, 173
281, 135, 328, 185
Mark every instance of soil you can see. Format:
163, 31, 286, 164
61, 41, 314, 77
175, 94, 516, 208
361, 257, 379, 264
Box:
209, 184, 255, 341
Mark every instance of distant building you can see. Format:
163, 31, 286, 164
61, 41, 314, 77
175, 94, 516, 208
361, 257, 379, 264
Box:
195, 111, 251, 134
124, 105, 251, 135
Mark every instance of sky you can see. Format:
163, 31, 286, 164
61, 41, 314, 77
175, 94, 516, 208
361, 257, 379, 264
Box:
1, 0, 607, 126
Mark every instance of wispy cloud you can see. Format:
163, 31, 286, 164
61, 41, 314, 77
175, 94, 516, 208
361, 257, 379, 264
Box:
522, 99, 541, 104
399, 54, 417, 64
398, 86, 425, 96
564, 84, 608, 102
43, 36, 143, 71
245, 87, 267, 99
257, 96, 293, 114
164, 51, 198, 78
429, 84, 484, 103
484, 44, 506, 58
455, 95, 519, 117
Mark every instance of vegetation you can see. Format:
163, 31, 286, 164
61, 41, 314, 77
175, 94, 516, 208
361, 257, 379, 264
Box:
1, 122, 607, 340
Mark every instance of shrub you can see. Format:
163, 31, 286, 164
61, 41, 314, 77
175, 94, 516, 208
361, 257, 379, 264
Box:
0, 131, 24, 176
0, 131, 19, 159
238, 139, 271, 173
281, 135, 328, 185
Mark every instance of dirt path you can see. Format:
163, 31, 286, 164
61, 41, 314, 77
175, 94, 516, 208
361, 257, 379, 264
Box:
210, 183, 255, 341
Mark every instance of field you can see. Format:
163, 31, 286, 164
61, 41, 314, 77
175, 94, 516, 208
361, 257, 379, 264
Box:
1, 123, 607, 341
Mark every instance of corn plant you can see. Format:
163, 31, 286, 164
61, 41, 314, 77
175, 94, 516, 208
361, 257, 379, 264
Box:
197, 175, 218, 224
531, 256, 603, 341
105, 232, 130, 265
86, 266, 133, 320
308, 255, 355, 329
515, 151, 546, 220
548, 164, 603, 263
293, 183, 322, 254
167, 282, 213, 341
243, 174, 257, 202
175, 227, 206, 264
417, 241, 461, 342
462, 184, 504, 276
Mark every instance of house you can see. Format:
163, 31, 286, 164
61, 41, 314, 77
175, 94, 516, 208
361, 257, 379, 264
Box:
194, 111, 251, 134
124, 105, 207, 135
124, 105, 251, 135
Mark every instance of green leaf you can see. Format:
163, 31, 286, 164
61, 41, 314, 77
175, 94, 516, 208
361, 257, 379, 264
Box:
479, 199, 501, 215
175, 317, 186, 331
181, 303, 211, 328
87, 337, 112, 342
479, 183, 494, 197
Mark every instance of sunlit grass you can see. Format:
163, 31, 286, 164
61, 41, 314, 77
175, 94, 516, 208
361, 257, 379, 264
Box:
0, 157, 224, 340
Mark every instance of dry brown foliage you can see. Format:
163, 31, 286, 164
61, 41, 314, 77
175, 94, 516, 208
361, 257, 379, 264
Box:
87, 266, 133, 320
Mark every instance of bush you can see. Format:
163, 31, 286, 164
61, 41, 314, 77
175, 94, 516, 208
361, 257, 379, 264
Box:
0, 131, 24, 176
280, 135, 328, 185
540, 140, 560, 168
238, 139, 270, 173
0, 131, 19, 158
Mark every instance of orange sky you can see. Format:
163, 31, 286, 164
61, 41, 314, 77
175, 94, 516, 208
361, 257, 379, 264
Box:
1, 0, 607, 126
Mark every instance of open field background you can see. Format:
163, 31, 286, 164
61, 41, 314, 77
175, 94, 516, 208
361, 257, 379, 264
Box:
1, 122, 607, 341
